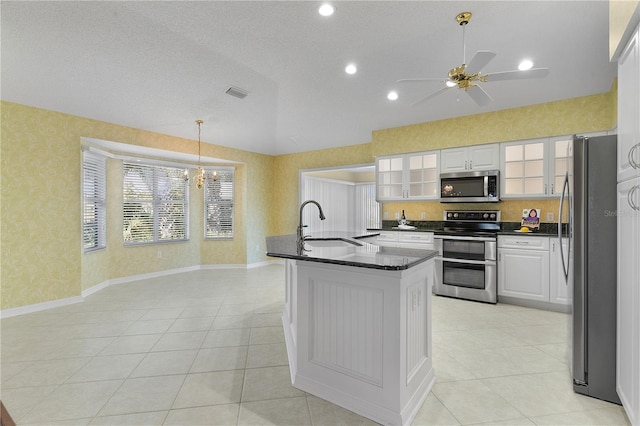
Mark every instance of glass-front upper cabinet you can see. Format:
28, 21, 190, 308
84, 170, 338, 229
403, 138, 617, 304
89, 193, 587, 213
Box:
408, 152, 439, 199
377, 155, 404, 200
501, 137, 573, 198
502, 139, 547, 197
550, 137, 572, 195
376, 151, 439, 201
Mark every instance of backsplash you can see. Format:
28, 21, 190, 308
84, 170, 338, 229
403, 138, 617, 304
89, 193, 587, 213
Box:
382, 198, 567, 223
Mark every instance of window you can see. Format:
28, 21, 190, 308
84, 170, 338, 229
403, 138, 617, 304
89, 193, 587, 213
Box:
205, 168, 234, 239
82, 150, 106, 251
123, 162, 189, 244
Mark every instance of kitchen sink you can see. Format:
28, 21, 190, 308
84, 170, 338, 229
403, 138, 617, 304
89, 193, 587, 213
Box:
304, 238, 363, 248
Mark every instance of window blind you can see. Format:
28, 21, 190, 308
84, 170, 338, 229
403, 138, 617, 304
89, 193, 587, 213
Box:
82, 150, 106, 251
123, 162, 189, 244
205, 169, 234, 239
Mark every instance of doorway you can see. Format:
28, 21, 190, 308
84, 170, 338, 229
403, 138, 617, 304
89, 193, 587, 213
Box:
299, 165, 381, 235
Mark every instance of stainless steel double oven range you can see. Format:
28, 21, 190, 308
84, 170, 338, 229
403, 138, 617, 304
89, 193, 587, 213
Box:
434, 210, 500, 304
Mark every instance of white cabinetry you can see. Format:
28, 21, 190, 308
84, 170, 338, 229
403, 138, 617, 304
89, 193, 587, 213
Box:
617, 20, 640, 426
500, 137, 572, 199
375, 231, 435, 250
376, 151, 439, 201
617, 177, 640, 426
282, 259, 436, 425
440, 144, 499, 173
618, 24, 640, 183
498, 236, 550, 302
376, 231, 399, 247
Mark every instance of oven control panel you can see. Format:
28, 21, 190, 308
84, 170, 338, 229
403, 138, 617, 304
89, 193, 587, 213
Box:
444, 210, 501, 222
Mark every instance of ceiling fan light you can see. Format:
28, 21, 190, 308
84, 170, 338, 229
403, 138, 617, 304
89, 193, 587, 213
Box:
446, 80, 457, 88
345, 63, 357, 75
318, 3, 335, 16
518, 59, 534, 71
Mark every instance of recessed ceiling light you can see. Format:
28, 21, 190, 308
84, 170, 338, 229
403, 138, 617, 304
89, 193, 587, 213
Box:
387, 91, 399, 101
318, 3, 335, 16
345, 63, 357, 75
518, 59, 534, 71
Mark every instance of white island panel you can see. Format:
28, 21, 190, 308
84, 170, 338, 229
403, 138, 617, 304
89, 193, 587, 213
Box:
283, 259, 435, 426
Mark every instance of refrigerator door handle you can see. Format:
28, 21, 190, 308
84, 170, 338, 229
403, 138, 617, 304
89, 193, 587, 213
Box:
558, 172, 570, 281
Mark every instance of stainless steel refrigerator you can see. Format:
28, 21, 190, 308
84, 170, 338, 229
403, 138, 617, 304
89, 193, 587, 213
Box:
558, 134, 620, 404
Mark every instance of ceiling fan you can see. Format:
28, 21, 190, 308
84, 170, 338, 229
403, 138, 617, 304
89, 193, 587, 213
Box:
398, 12, 550, 107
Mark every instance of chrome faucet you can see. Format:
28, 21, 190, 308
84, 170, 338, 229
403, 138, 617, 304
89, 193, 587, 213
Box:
297, 200, 326, 252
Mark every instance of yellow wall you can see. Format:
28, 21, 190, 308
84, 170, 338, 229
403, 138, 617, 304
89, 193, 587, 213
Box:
271, 92, 616, 234
371, 92, 616, 156
271, 143, 374, 235
1, 85, 617, 311
1, 101, 273, 310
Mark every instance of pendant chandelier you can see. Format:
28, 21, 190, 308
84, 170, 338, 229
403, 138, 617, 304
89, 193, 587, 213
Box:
184, 119, 217, 189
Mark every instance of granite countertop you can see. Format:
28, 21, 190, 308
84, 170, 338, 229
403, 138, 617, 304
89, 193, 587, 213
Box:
266, 231, 437, 271
369, 221, 567, 237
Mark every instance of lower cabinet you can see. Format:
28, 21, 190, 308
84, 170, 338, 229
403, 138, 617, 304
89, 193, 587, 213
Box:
617, 177, 640, 426
375, 231, 434, 250
498, 235, 569, 309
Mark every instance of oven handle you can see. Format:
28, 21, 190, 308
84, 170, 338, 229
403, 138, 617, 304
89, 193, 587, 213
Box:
435, 256, 496, 266
434, 235, 496, 242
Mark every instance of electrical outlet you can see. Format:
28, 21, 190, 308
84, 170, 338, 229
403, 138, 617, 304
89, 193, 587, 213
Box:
157, 250, 162, 259
383, 211, 389, 219
395, 212, 400, 220
546, 212, 554, 221
421, 212, 427, 220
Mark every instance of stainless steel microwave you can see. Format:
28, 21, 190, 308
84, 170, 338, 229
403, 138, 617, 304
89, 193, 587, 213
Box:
440, 170, 500, 203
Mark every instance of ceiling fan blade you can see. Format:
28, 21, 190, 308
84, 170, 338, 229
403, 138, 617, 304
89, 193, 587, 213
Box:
413, 87, 450, 106
466, 85, 493, 107
484, 67, 550, 82
465, 51, 497, 75
397, 78, 446, 83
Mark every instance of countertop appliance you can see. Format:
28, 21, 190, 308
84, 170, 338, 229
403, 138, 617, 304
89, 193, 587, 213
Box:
440, 170, 500, 203
559, 134, 620, 404
433, 210, 500, 303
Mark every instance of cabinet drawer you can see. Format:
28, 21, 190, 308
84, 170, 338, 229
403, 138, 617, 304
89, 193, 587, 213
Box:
376, 231, 398, 245
398, 232, 434, 244
498, 235, 549, 250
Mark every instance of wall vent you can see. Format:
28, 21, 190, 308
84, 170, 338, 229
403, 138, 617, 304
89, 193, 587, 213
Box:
225, 86, 249, 99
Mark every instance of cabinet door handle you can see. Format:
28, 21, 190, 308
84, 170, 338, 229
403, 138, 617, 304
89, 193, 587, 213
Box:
465, 160, 468, 170
551, 183, 555, 194
515, 241, 530, 245
628, 184, 640, 211
545, 184, 548, 195
469, 160, 473, 169
629, 143, 640, 169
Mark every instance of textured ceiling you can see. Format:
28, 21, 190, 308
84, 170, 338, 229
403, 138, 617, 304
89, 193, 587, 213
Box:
1, 1, 616, 155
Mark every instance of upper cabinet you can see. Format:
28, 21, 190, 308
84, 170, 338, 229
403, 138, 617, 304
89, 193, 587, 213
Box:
376, 151, 439, 201
618, 23, 640, 183
440, 144, 499, 173
500, 137, 572, 199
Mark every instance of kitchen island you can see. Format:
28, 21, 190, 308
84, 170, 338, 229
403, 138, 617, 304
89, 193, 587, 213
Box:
266, 233, 437, 426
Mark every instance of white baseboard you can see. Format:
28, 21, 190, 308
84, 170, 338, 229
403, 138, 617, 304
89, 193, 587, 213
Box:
200, 264, 246, 270
247, 259, 284, 269
0, 296, 84, 319
2, 262, 285, 319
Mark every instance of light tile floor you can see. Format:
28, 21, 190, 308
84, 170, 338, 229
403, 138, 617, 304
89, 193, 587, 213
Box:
0, 265, 630, 425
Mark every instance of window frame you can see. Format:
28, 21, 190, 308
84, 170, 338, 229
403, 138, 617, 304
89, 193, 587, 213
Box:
204, 167, 235, 240
122, 161, 190, 246
82, 149, 107, 252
